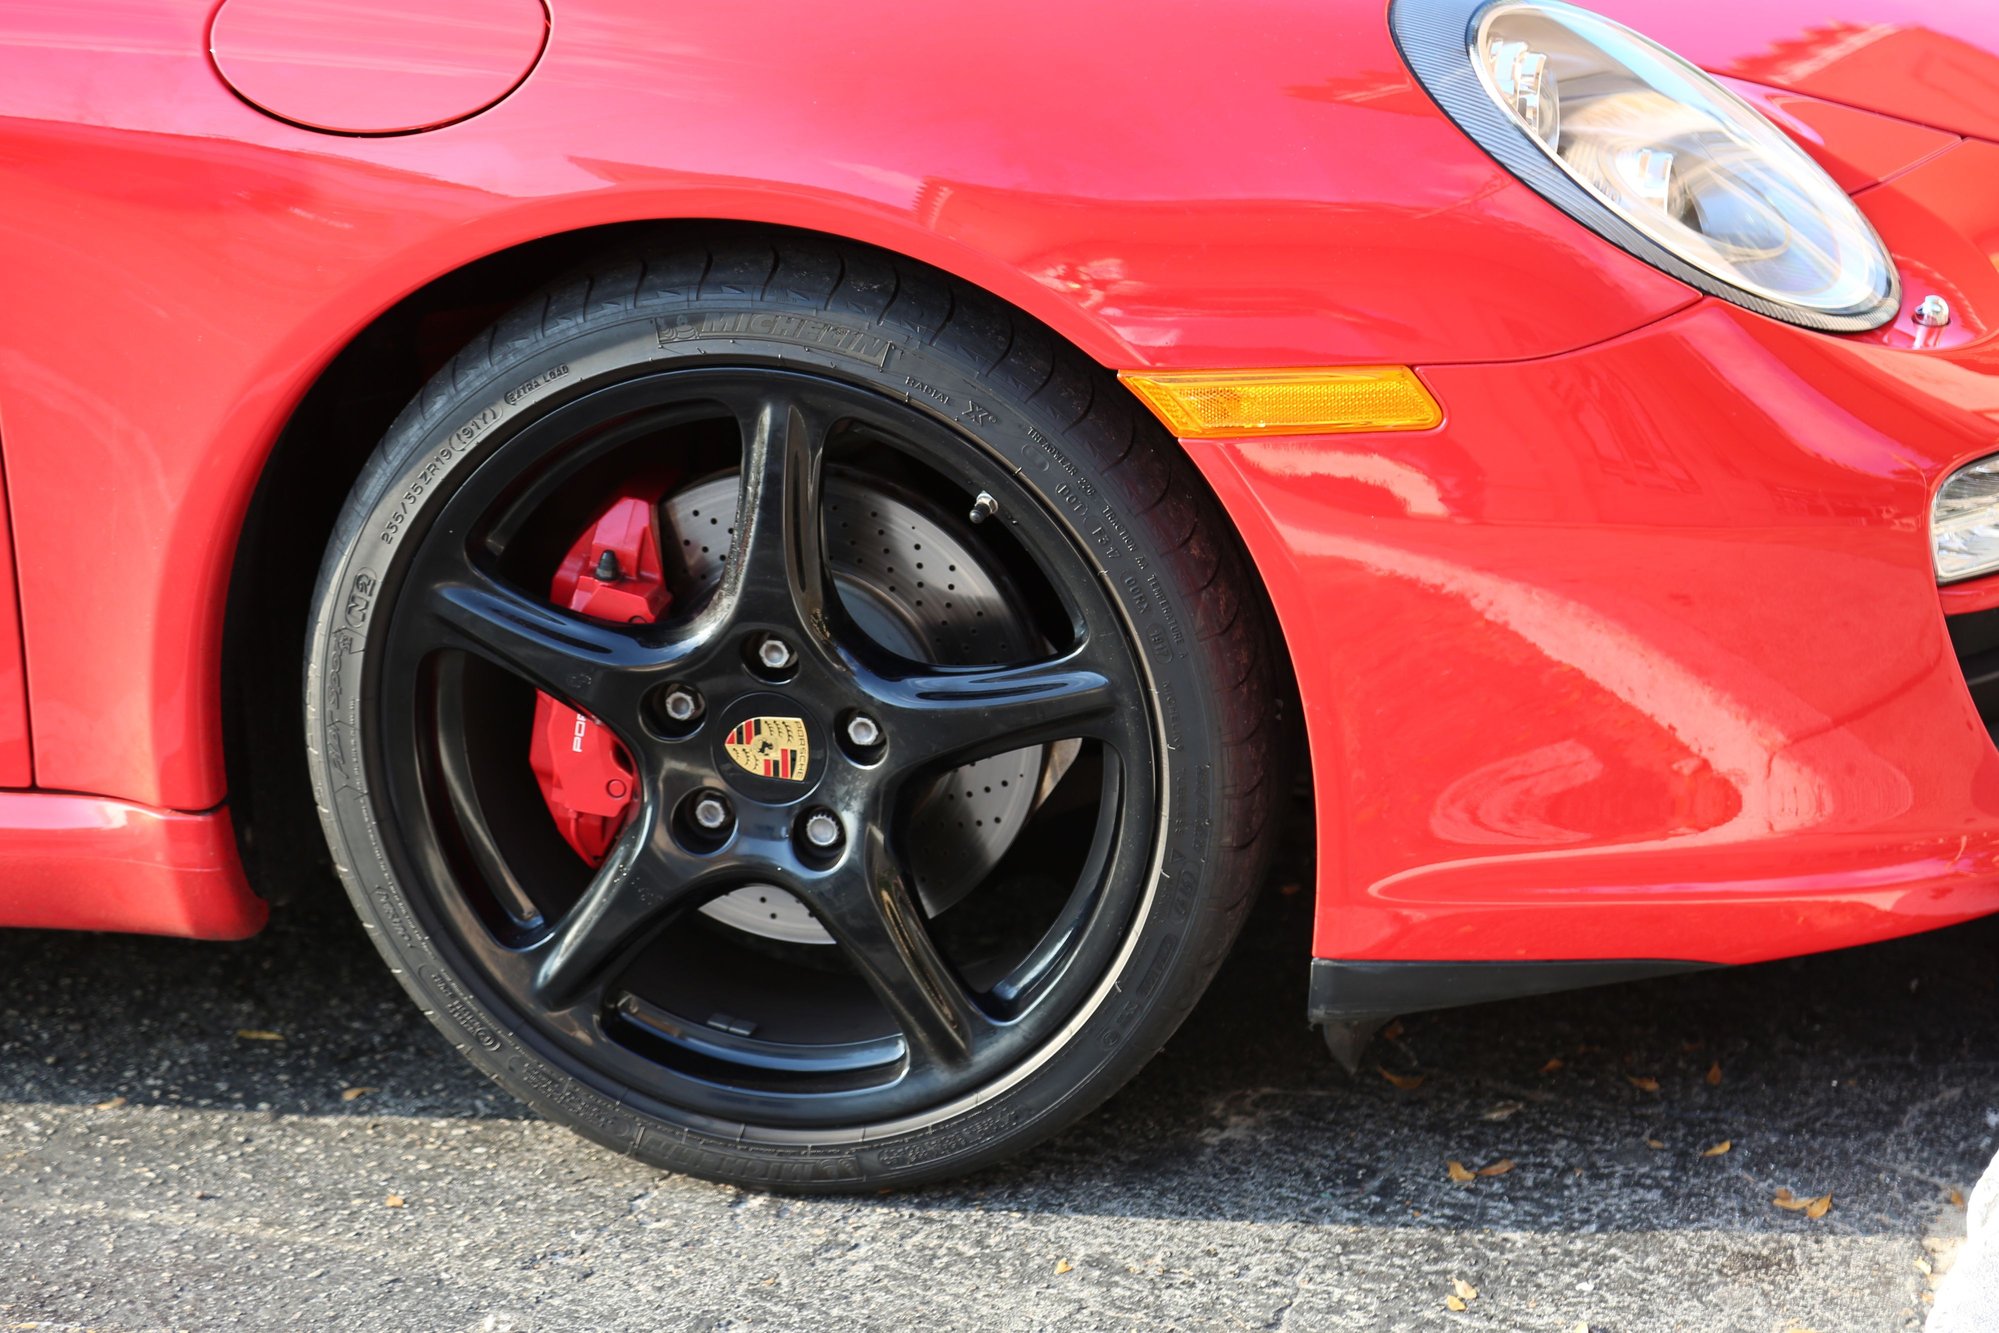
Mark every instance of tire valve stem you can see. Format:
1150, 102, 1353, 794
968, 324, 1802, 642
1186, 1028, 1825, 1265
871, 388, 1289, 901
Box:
969, 491, 999, 524
593, 549, 622, 582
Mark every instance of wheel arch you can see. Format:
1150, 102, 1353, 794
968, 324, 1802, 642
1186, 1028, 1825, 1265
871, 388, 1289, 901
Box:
221, 219, 1303, 905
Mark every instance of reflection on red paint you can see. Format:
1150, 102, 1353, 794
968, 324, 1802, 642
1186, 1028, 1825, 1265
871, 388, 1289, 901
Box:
4, 0, 1999, 967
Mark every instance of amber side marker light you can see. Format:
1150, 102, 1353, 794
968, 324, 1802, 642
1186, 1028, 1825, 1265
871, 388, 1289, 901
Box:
1119, 367, 1443, 439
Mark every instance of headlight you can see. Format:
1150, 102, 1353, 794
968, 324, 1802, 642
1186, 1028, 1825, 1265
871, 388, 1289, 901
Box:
1933, 457, 1999, 584
1391, 0, 1899, 332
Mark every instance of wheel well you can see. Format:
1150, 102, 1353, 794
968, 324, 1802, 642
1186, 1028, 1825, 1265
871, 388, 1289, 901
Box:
220, 220, 1303, 905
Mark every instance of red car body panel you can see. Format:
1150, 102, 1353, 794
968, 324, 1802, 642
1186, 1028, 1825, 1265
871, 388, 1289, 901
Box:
1197, 289, 1999, 964
0, 0, 1694, 818
1594, 0, 1999, 143
0, 792, 260, 937
6, 0, 1999, 978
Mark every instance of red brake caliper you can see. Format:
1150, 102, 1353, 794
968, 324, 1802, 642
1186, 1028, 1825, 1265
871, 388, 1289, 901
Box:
527, 490, 672, 866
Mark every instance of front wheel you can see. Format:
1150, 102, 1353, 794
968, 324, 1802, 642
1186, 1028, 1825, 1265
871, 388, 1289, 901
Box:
304, 240, 1280, 1189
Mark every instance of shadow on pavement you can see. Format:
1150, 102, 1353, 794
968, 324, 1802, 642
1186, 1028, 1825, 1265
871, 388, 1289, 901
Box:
5, 799, 1997, 1239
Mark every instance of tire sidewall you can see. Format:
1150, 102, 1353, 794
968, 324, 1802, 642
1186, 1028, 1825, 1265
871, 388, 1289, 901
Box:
306, 297, 1233, 1188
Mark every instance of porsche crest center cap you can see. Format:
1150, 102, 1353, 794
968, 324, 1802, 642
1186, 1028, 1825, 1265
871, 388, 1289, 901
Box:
712, 695, 825, 799
725, 715, 810, 782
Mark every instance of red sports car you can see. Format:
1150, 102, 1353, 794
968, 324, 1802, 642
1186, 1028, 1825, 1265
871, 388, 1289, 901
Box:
4, 0, 1997, 1189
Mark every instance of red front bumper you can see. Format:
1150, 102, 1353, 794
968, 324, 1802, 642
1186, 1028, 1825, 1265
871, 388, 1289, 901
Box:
1197, 137, 1999, 968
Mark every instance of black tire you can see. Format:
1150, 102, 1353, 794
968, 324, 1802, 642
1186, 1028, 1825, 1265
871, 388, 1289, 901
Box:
304, 237, 1280, 1190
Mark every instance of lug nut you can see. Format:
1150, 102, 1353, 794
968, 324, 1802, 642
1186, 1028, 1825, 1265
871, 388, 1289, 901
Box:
692, 793, 731, 832
845, 714, 881, 748
802, 810, 842, 849
757, 635, 796, 671
662, 686, 702, 723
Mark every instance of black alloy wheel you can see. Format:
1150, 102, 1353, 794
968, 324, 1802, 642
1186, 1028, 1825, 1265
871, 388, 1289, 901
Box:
306, 239, 1281, 1188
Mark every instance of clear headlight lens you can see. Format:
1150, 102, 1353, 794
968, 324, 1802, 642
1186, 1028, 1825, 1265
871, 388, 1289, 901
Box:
1470, 0, 1896, 322
1934, 457, 1999, 583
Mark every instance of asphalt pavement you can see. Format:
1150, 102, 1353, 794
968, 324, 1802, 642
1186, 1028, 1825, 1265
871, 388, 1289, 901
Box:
3, 808, 1994, 1331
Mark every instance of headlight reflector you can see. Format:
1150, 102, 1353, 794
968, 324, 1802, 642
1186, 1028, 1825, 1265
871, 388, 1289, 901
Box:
1933, 457, 1999, 584
1487, 38, 1559, 143
1391, 0, 1900, 331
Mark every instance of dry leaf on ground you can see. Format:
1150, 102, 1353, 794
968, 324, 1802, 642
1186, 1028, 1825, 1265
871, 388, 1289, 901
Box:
1054, 1259, 1074, 1275
1379, 1066, 1424, 1091
385, 1194, 406, 1208
1477, 1159, 1515, 1177
235, 1029, 283, 1041
1447, 1160, 1476, 1183
1773, 1188, 1833, 1219
93, 1095, 126, 1110
1950, 1188, 1967, 1208
1706, 1061, 1723, 1086
1445, 1295, 1467, 1312
1539, 1057, 1564, 1074
1482, 1101, 1525, 1122
1453, 1278, 1479, 1300
1626, 1075, 1660, 1093
1702, 1140, 1731, 1157
1645, 1138, 1665, 1150
1381, 1019, 1405, 1041
340, 1087, 378, 1102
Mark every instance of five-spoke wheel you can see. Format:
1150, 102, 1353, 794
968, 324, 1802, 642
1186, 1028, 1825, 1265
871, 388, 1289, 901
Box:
308, 242, 1277, 1187
377, 370, 1155, 1122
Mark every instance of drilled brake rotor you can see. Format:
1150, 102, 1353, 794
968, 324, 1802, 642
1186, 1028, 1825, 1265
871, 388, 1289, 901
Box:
665, 470, 1059, 945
